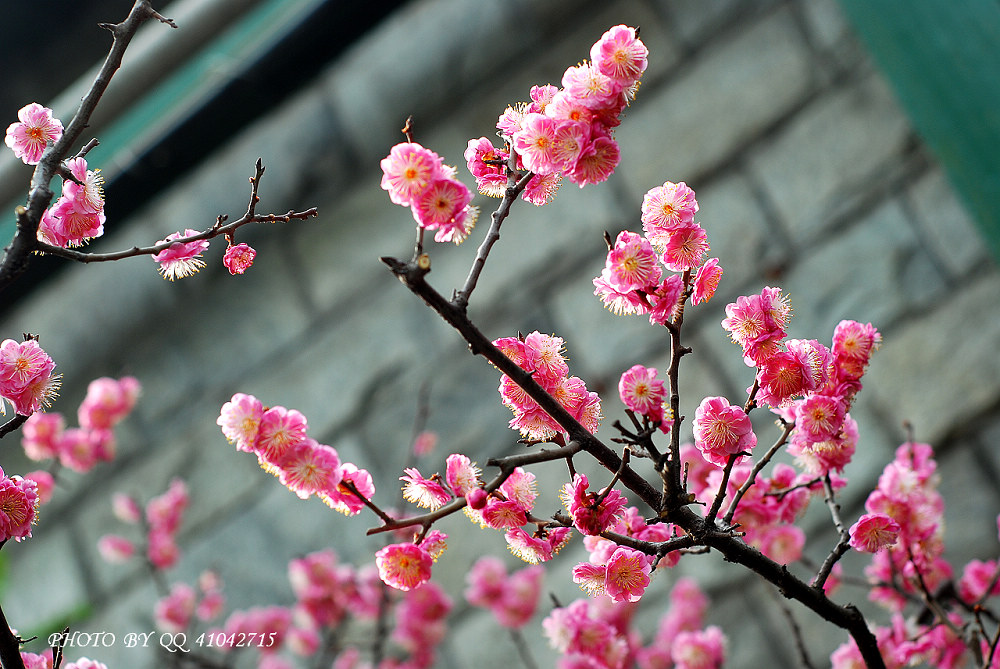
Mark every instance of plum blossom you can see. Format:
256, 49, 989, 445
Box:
849, 513, 901, 553
692, 396, 756, 467
223, 242, 256, 274
153, 229, 210, 280
0, 469, 39, 542
5, 103, 63, 164
375, 542, 433, 591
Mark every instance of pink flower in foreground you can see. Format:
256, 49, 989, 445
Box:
692, 396, 756, 467
223, 242, 256, 275
660, 223, 708, 272
604, 546, 651, 603
400, 467, 451, 510
603, 230, 661, 293
62, 157, 105, 214
153, 229, 210, 281
692, 258, 723, 305
591, 25, 648, 85
375, 542, 433, 591
618, 364, 667, 428
445, 453, 480, 496
19, 650, 53, 669
5, 103, 63, 165
321, 463, 374, 516
567, 134, 620, 187
514, 112, 561, 175
848, 513, 900, 553
380, 142, 443, 206
274, 439, 342, 500
0, 470, 39, 542
256, 405, 308, 464
642, 181, 699, 244
217, 392, 264, 452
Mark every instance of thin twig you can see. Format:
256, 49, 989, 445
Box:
811, 474, 851, 590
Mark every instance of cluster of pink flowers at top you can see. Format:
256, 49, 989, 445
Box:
98, 477, 189, 570
5, 102, 62, 165
217, 393, 374, 515
544, 577, 726, 669
594, 181, 723, 325
380, 141, 479, 244
493, 330, 602, 441
0, 338, 60, 416
22, 375, 139, 474
467, 24, 646, 209
830, 443, 1000, 669
0, 467, 40, 543
464, 556, 544, 628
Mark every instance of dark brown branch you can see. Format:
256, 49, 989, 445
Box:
0, 599, 25, 669
0, 414, 29, 440
0, 0, 175, 293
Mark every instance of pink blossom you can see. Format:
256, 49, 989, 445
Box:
692, 258, 723, 305
572, 561, 609, 597
223, 242, 256, 275
561, 473, 628, 536
561, 62, 621, 111
660, 223, 708, 271
5, 103, 63, 164
692, 396, 756, 467
375, 542, 433, 591
62, 157, 105, 214
721, 287, 791, 365
19, 650, 53, 669
412, 430, 438, 456
411, 176, 478, 244
481, 498, 528, 529
959, 558, 1000, 604
21, 411, 64, 460
61, 659, 108, 669
493, 564, 544, 628
155, 582, 197, 633
153, 229, 210, 280
97, 534, 135, 563
400, 467, 451, 510
566, 134, 620, 187
321, 463, 374, 515
641, 181, 699, 244
465, 556, 508, 609
112, 492, 142, 524
604, 546, 652, 603
618, 364, 668, 428
256, 405, 308, 464
514, 113, 561, 175
43, 196, 105, 248
444, 453, 480, 496
647, 274, 685, 326
671, 626, 726, 669
0, 338, 55, 398
274, 439, 342, 500
505, 527, 560, 564
57, 427, 113, 472
593, 273, 647, 315
217, 392, 264, 452
147, 527, 180, 569
550, 119, 590, 173
380, 142, 444, 205
23, 470, 54, 506
465, 137, 508, 198
758, 524, 805, 564
849, 513, 900, 553
78, 376, 140, 430
146, 478, 188, 534
603, 230, 661, 292
0, 470, 38, 542
590, 25, 648, 85
794, 395, 846, 443
465, 487, 488, 510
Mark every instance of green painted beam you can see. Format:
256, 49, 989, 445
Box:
837, 0, 1000, 263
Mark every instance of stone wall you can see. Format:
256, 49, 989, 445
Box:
2, 0, 998, 667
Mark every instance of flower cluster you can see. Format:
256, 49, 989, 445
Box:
493, 331, 602, 441
561, 472, 628, 536
544, 577, 726, 669
830, 442, 1000, 668
594, 182, 723, 324
22, 375, 139, 473
0, 467, 40, 543
473, 24, 647, 207
5, 102, 63, 165
98, 478, 188, 569
464, 556, 544, 628
617, 364, 671, 432
380, 142, 479, 244
0, 338, 60, 416
217, 393, 374, 514
154, 572, 225, 633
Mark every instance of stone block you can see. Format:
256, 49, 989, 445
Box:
750, 73, 911, 243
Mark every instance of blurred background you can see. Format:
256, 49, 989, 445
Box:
1, 0, 999, 667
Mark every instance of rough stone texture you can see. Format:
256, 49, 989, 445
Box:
2, 0, 999, 667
